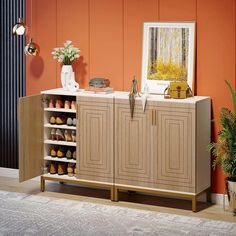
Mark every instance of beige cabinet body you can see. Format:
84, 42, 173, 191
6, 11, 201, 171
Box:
18, 89, 211, 211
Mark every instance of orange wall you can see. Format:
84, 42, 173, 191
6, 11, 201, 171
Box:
26, 0, 236, 194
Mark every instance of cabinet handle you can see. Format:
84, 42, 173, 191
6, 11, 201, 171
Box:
152, 109, 154, 126
151, 109, 156, 126
154, 110, 157, 125
151, 109, 157, 126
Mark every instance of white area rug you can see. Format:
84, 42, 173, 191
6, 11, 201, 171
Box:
0, 190, 235, 236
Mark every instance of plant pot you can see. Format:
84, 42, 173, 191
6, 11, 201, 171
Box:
226, 178, 236, 212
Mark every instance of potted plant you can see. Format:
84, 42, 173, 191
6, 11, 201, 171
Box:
209, 80, 236, 213
52, 40, 80, 90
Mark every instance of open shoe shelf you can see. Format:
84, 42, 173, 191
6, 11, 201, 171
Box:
44, 123, 76, 130
44, 108, 76, 113
44, 140, 77, 147
44, 156, 76, 163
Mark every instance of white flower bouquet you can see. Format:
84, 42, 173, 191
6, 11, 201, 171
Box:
52, 40, 80, 65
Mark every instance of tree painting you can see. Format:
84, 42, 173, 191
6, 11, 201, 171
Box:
148, 27, 189, 81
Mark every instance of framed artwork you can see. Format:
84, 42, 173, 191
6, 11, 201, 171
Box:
141, 22, 196, 94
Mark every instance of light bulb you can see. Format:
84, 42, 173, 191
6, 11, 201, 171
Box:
25, 38, 39, 56
12, 18, 27, 36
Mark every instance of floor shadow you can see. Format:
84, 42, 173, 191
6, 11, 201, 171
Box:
44, 181, 212, 212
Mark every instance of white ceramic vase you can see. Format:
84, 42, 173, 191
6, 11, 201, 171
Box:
61, 65, 79, 91
61, 65, 73, 90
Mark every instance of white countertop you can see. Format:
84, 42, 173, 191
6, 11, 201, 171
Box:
41, 88, 210, 104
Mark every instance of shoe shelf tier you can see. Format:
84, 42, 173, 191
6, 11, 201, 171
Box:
44, 123, 76, 130
43, 173, 77, 180
44, 140, 77, 147
44, 156, 76, 163
44, 108, 76, 113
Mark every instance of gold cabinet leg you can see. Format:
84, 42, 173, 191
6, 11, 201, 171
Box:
206, 189, 211, 203
192, 196, 197, 212
40, 176, 45, 192
112, 187, 119, 202
111, 186, 115, 201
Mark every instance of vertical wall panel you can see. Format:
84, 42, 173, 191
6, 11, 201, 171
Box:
57, 0, 89, 89
0, 0, 25, 168
26, 0, 57, 95
123, 0, 158, 91
197, 0, 236, 193
89, 0, 123, 90
159, 0, 196, 21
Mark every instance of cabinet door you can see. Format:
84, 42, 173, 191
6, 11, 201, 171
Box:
154, 107, 195, 191
78, 97, 113, 183
19, 94, 43, 182
115, 100, 153, 186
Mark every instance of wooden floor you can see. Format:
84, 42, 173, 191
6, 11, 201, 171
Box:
0, 175, 235, 223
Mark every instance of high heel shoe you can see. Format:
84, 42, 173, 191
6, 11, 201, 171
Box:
49, 99, 55, 108
71, 101, 76, 110
55, 129, 65, 141
51, 128, 56, 140
71, 131, 76, 142
64, 130, 72, 142
55, 99, 64, 109
64, 100, 71, 110
49, 116, 56, 124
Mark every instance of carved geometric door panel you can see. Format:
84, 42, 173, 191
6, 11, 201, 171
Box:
78, 98, 113, 183
154, 108, 195, 189
115, 100, 153, 185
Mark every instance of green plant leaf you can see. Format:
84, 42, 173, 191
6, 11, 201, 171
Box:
225, 80, 236, 112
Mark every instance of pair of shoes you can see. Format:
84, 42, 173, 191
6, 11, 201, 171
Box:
49, 162, 67, 175
65, 150, 76, 159
67, 163, 75, 177
64, 100, 76, 110
65, 130, 76, 142
49, 116, 66, 125
51, 129, 76, 142
50, 147, 66, 158
51, 129, 65, 141
49, 99, 64, 108
66, 118, 77, 126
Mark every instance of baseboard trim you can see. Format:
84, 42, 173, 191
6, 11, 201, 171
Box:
0, 167, 19, 178
0, 167, 229, 206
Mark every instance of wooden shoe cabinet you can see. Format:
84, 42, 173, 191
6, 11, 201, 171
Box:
19, 88, 211, 211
